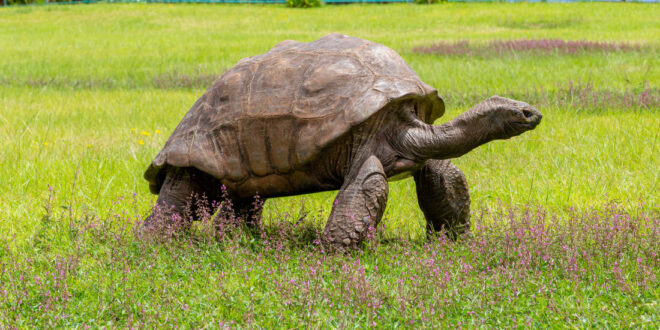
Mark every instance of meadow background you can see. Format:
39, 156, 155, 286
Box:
0, 3, 658, 327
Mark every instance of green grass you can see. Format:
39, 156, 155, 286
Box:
0, 2, 658, 327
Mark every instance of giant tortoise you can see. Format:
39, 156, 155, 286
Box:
144, 33, 542, 249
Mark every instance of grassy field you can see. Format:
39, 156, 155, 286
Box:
0, 2, 658, 327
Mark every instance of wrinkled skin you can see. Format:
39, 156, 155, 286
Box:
414, 159, 470, 239
144, 35, 542, 250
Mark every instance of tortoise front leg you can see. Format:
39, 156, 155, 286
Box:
414, 159, 470, 239
324, 156, 388, 250
145, 167, 221, 227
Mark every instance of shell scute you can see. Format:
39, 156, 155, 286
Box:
239, 120, 270, 177
145, 33, 444, 192
266, 117, 295, 173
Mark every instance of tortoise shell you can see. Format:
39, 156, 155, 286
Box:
145, 33, 445, 194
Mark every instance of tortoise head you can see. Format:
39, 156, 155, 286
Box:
473, 96, 542, 139
398, 95, 542, 161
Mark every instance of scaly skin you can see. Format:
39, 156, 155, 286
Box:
323, 156, 388, 250
414, 159, 470, 239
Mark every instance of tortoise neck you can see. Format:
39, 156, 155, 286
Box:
401, 103, 496, 161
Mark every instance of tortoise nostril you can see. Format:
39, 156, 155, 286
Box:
522, 110, 533, 119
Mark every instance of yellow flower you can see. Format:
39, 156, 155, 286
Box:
131, 128, 136, 132
141, 131, 151, 136
138, 140, 145, 145
43, 142, 49, 146
155, 129, 161, 134
86, 144, 91, 147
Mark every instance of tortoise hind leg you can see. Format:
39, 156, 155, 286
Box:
323, 155, 388, 250
145, 167, 222, 227
413, 159, 470, 239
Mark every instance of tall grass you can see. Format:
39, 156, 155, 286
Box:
0, 3, 658, 326
1, 193, 657, 327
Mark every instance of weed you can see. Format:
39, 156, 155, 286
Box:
413, 39, 647, 57
0, 193, 656, 327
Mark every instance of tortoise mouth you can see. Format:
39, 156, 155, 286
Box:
513, 120, 541, 130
